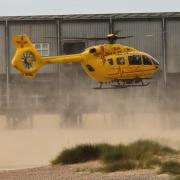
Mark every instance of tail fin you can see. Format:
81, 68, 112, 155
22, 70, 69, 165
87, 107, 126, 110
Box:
12, 35, 43, 77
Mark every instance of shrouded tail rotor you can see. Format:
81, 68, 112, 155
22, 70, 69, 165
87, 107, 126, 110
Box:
12, 35, 43, 77
22, 51, 36, 69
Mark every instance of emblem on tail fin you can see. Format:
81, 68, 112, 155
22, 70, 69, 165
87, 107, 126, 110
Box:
12, 35, 34, 48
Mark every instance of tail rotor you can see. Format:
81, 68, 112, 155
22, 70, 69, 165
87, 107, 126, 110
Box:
12, 35, 43, 77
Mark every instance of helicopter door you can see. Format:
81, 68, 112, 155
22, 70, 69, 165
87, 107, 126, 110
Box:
116, 56, 126, 78
125, 55, 143, 77
105, 57, 119, 79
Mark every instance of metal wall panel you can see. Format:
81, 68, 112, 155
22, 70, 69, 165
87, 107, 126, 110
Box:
61, 21, 109, 47
166, 20, 180, 73
0, 24, 6, 74
114, 20, 163, 69
9, 22, 58, 73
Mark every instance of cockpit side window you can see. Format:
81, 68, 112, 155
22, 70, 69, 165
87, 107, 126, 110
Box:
116, 57, 125, 65
128, 55, 142, 65
143, 55, 152, 65
108, 59, 114, 65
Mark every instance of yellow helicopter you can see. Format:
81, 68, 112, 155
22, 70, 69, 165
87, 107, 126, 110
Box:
11, 33, 159, 89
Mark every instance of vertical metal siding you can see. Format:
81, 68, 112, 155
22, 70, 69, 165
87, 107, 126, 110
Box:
61, 21, 109, 47
9, 22, 58, 73
0, 24, 6, 74
166, 20, 180, 73
114, 20, 163, 69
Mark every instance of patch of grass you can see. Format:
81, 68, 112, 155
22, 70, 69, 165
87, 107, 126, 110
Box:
52, 139, 178, 173
128, 140, 177, 160
95, 143, 115, 156
138, 157, 162, 169
52, 144, 101, 164
160, 161, 180, 175
100, 144, 131, 163
101, 160, 137, 172
145, 157, 162, 168
101, 140, 175, 163
52, 143, 114, 165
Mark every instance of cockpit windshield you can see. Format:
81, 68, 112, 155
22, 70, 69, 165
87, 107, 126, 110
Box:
151, 58, 159, 65
143, 54, 159, 66
142, 55, 152, 65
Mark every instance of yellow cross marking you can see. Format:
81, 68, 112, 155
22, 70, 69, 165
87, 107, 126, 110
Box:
16, 36, 28, 48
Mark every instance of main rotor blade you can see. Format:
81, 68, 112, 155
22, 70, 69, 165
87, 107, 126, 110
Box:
63, 37, 107, 41
42, 34, 134, 43
42, 36, 107, 41
64, 35, 134, 41
116, 35, 134, 39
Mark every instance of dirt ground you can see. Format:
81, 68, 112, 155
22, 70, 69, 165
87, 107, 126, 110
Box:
0, 161, 171, 180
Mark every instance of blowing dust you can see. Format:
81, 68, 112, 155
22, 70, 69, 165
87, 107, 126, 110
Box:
0, 70, 180, 169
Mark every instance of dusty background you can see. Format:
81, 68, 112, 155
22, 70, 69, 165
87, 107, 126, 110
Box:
0, 72, 180, 170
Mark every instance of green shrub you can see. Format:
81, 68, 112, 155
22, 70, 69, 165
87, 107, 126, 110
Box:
51, 139, 178, 171
144, 158, 162, 168
96, 143, 115, 155
52, 144, 101, 164
160, 161, 180, 175
128, 140, 177, 160
101, 144, 131, 163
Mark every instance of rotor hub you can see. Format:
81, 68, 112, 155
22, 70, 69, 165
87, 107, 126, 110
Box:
22, 51, 36, 69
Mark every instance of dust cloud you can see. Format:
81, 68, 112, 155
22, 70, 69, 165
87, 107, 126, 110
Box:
0, 68, 180, 169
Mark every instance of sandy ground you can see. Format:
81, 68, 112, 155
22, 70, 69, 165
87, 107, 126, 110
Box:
0, 114, 180, 180
1, 127, 180, 170
0, 113, 180, 169
0, 161, 171, 180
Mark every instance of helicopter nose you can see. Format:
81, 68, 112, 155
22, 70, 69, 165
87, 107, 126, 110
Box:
152, 58, 159, 68
155, 59, 160, 66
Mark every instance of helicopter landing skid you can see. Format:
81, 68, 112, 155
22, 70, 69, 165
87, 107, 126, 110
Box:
94, 79, 151, 89
115, 80, 150, 88
94, 86, 127, 90
118, 82, 150, 87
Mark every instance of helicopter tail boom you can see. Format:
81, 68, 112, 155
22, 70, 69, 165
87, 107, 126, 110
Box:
12, 35, 82, 77
42, 54, 82, 64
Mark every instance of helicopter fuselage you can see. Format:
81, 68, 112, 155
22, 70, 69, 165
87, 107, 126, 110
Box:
81, 44, 159, 82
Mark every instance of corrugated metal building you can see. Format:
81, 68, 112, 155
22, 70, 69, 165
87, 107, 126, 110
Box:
0, 12, 180, 121
0, 13, 180, 75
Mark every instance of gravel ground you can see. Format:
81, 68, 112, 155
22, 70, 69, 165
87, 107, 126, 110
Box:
0, 161, 171, 180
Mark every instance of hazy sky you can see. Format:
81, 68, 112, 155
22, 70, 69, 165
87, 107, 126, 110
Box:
1, 0, 180, 16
